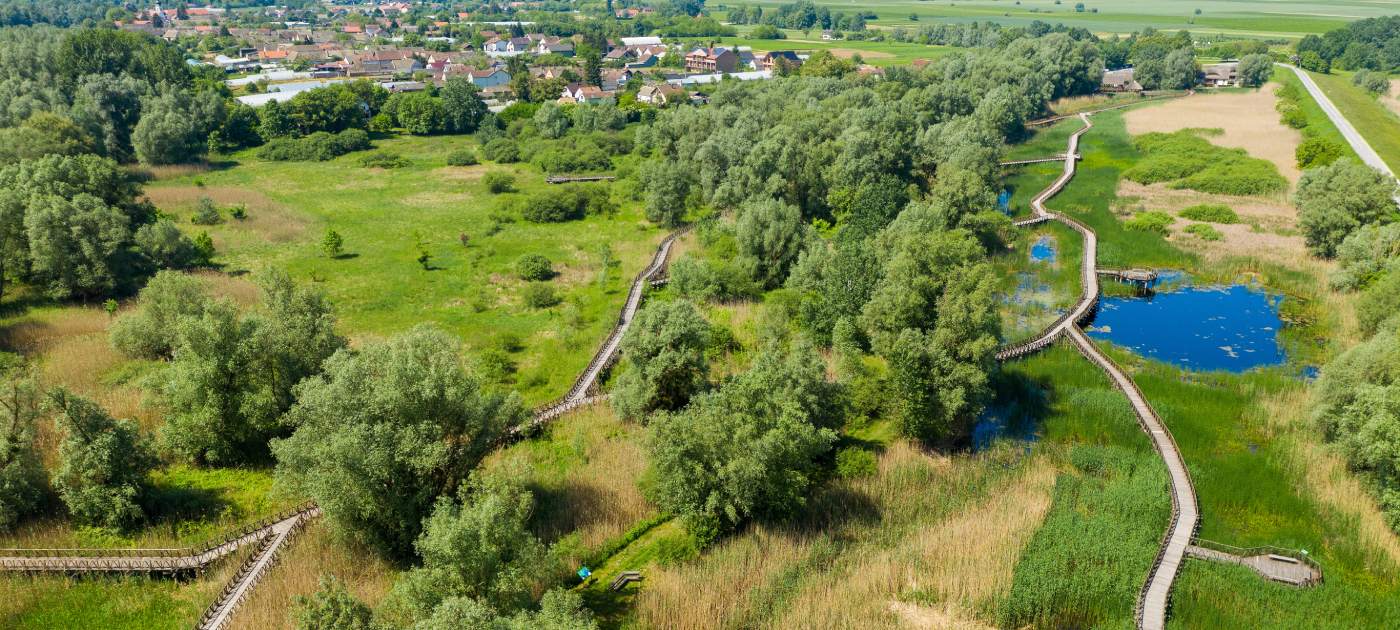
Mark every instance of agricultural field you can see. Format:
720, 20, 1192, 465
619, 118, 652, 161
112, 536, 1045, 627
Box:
702, 28, 956, 65
721, 0, 1399, 38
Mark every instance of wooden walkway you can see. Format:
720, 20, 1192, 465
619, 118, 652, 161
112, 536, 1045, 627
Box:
999, 153, 1079, 166
996, 113, 1196, 630
1185, 543, 1321, 587
0, 222, 693, 629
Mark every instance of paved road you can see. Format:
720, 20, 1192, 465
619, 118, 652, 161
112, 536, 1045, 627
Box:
1282, 64, 1396, 178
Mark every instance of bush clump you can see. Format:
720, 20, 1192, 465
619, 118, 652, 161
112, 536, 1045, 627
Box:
1183, 223, 1224, 241
515, 254, 553, 281
521, 184, 614, 223
358, 151, 409, 169
190, 197, 222, 225
1123, 211, 1173, 235
1177, 203, 1239, 224
258, 129, 371, 162
446, 149, 478, 166
521, 282, 560, 308
483, 171, 516, 194
1124, 130, 1286, 196
482, 138, 520, 163
1296, 136, 1344, 169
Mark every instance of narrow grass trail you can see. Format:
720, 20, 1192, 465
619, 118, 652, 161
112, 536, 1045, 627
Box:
0, 224, 691, 629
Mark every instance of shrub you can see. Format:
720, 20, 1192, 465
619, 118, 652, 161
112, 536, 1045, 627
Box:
446, 148, 478, 166
258, 129, 371, 161
530, 142, 613, 174
835, 447, 877, 478
359, 151, 409, 169
1126, 130, 1286, 196
750, 24, 786, 39
515, 254, 553, 281
1356, 272, 1400, 336
482, 138, 520, 163
1124, 211, 1173, 235
1296, 136, 1344, 169
1177, 204, 1239, 224
521, 185, 614, 223
191, 197, 222, 225
1353, 69, 1391, 96
668, 256, 760, 303
1183, 223, 1224, 241
521, 282, 560, 308
482, 171, 515, 194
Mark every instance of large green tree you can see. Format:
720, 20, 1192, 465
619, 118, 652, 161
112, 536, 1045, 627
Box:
735, 197, 806, 289
610, 300, 711, 421
48, 388, 156, 530
645, 340, 838, 540
0, 358, 44, 532
1296, 161, 1398, 257
272, 325, 523, 559
161, 270, 345, 465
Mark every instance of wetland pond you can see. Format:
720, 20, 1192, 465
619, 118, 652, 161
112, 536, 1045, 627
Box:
1086, 274, 1287, 372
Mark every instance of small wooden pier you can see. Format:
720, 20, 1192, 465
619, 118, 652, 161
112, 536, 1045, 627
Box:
1098, 268, 1159, 284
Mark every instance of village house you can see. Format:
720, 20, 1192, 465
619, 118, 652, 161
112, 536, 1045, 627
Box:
559, 83, 615, 105
754, 50, 802, 71
536, 37, 575, 56
1202, 61, 1241, 87
685, 47, 738, 73
636, 83, 687, 106
1101, 67, 1142, 92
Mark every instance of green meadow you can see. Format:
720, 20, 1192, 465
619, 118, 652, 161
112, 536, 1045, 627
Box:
145, 134, 666, 406
722, 0, 1385, 38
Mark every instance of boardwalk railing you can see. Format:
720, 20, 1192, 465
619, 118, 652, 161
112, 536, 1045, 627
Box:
0, 501, 319, 574
545, 175, 617, 184
1190, 538, 1323, 585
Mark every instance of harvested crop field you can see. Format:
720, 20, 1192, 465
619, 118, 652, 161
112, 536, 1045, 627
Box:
1124, 85, 1302, 185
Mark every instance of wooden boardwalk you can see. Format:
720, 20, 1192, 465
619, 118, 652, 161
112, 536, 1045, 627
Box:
1185, 544, 1321, 586
0, 223, 693, 629
997, 113, 1196, 630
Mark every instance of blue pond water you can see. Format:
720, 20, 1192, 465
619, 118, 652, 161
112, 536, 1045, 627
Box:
997, 189, 1012, 212
1087, 279, 1287, 372
1030, 236, 1057, 264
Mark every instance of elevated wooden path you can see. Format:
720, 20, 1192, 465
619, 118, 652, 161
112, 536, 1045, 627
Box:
1186, 541, 1321, 587
545, 174, 616, 184
999, 153, 1080, 166
998, 106, 1320, 629
997, 113, 1196, 630
0, 221, 692, 629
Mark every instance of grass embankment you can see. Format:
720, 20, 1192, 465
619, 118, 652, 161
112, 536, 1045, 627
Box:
145, 133, 665, 406
1306, 69, 1400, 174
1271, 67, 1361, 164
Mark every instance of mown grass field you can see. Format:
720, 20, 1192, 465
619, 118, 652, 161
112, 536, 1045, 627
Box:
705, 29, 956, 66
721, 0, 1380, 38
145, 134, 666, 406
